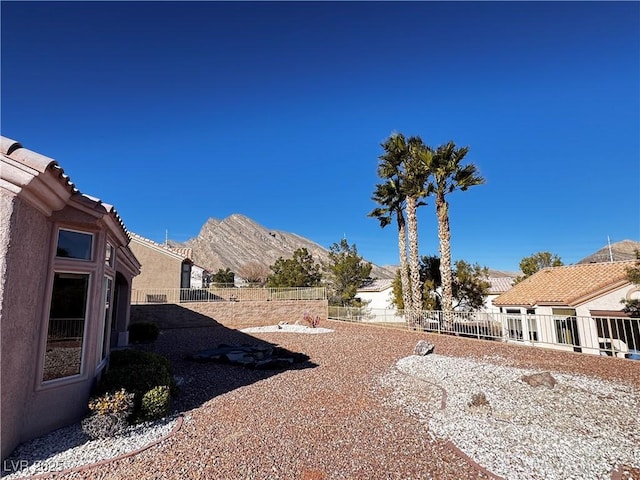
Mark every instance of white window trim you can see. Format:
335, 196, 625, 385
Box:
39, 270, 93, 387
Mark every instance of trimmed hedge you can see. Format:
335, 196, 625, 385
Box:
98, 349, 174, 422
141, 385, 171, 421
129, 322, 160, 344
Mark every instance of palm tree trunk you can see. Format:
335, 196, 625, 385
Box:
406, 196, 423, 328
436, 194, 453, 331
396, 213, 412, 315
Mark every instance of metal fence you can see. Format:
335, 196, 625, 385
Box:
132, 286, 327, 305
46, 317, 85, 340
328, 306, 640, 360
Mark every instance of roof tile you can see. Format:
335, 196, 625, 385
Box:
493, 261, 635, 307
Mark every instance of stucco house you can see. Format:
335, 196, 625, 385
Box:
493, 261, 639, 357
482, 276, 515, 314
1, 136, 141, 460
356, 278, 394, 310
128, 233, 212, 302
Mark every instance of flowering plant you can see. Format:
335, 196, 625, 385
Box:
303, 311, 321, 328
88, 388, 134, 416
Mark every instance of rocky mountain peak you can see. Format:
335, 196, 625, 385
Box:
180, 214, 397, 279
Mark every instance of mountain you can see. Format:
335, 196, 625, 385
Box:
179, 214, 398, 279
577, 239, 640, 264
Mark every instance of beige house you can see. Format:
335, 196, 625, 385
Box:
482, 276, 515, 314
1, 137, 141, 460
129, 233, 199, 292
493, 261, 639, 356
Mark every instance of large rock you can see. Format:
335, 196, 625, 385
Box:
188, 343, 308, 369
521, 371, 557, 389
414, 340, 435, 356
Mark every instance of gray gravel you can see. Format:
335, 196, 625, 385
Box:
240, 324, 334, 334
382, 354, 640, 480
1, 416, 179, 478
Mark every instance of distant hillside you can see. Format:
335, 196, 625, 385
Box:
178, 214, 398, 279
577, 240, 640, 264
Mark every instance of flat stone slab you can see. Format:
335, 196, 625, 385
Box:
188, 344, 309, 369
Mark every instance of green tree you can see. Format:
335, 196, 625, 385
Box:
452, 260, 491, 311
391, 255, 490, 312
622, 250, 640, 317
515, 251, 563, 283
324, 238, 373, 306
421, 141, 484, 328
210, 267, 235, 286
266, 248, 322, 287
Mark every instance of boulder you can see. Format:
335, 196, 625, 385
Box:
414, 340, 435, 356
188, 343, 309, 369
521, 371, 557, 389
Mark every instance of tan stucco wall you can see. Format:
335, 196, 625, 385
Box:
1, 195, 51, 460
130, 242, 183, 290
131, 300, 328, 330
1, 195, 139, 460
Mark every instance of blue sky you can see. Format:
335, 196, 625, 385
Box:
2, 1, 639, 272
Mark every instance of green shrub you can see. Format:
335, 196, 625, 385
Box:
129, 322, 160, 344
98, 349, 174, 423
140, 385, 171, 421
101, 349, 173, 394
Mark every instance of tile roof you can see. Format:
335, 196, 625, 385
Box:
493, 261, 636, 307
488, 277, 514, 294
129, 232, 193, 261
1, 136, 130, 242
357, 278, 394, 292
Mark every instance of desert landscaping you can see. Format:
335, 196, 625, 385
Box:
4, 315, 639, 480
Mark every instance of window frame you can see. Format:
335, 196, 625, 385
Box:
99, 275, 114, 362
38, 224, 104, 389
56, 228, 94, 262
505, 308, 523, 341
41, 271, 92, 384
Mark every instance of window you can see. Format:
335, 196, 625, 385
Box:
57, 229, 93, 260
42, 273, 89, 381
100, 277, 113, 360
555, 318, 574, 344
505, 309, 523, 340
526, 309, 538, 341
180, 262, 191, 289
552, 308, 578, 346
105, 243, 114, 268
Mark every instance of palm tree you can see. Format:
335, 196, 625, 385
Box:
369, 134, 413, 314
423, 141, 484, 330
404, 136, 430, 316
370, 133, 430, 326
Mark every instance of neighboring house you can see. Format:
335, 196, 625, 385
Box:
190, 263, 209, 289
356, 278, 394, 310
355, 278, 404, 323
129, 234, 195, 293
1, 137, 141, 460
493, 261, 639, 356
482, 276, 516, 314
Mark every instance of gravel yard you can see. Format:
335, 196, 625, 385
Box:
4, 320, 640, 480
